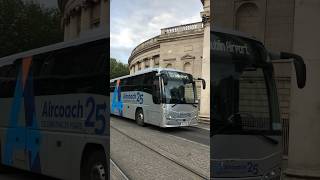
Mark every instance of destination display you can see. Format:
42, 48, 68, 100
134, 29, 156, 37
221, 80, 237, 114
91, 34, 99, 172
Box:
211, 31, 264, 64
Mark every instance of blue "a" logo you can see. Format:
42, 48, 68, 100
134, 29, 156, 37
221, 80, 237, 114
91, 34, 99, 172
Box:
111, 80, 123, 116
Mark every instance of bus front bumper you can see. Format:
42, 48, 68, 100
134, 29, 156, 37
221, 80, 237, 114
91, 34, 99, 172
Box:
162, 118, 198, 127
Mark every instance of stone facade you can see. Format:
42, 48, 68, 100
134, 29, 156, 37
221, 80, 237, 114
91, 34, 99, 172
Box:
128, 0, 210, 120
200, 0, 210, 120
58, 0, 109, 41
128, 22, 204, 78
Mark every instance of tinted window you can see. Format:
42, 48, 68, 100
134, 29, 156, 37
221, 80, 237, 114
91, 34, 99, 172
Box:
33, 39, 108, 96
0, 62, 18, 98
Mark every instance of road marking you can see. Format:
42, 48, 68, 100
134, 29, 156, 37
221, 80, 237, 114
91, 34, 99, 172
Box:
110, 158, 129, 180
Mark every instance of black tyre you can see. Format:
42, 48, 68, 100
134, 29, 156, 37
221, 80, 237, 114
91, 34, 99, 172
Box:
82, 150, 107, 180
135, 108, 145, 126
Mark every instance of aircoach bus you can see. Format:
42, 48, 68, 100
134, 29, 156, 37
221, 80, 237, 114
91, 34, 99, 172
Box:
0, 35, 109, 180
211, 28, 306, 179
110, 68, 206, 127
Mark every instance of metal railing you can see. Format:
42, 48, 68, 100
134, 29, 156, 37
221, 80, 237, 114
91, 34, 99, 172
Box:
161, 22, 203, 35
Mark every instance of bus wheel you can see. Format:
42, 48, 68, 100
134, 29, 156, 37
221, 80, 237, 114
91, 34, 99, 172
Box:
83, 151, 107, 180
136, 109, 145, 126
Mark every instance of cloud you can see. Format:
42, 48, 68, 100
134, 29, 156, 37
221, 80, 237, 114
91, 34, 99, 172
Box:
110, 0, 203, 64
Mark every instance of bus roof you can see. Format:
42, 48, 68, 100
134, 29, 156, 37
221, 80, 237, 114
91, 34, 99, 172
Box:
110, 68, 188, 82
212, 27, 260, 42
0, 32, 108, 66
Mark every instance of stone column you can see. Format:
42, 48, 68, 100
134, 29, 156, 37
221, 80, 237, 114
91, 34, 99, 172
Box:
135, 64, 139, 73
285, 0, 320, 179
129, 66, 134, 75
150, 57, 155, 68
69, 14, 78, 39
199, 0, 210, 120
100, 0, 109, 34
64, 20, 70, 41
80, 6, 91, 35
141, 61, 145, 70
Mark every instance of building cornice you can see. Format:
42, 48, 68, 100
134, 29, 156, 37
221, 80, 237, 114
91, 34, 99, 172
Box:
128, 22, 204, 65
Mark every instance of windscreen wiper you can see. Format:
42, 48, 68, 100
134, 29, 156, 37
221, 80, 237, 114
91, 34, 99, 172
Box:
172, 103, 197, 108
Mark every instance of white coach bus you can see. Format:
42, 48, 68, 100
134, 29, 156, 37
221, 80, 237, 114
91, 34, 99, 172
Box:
211, 28, 306, 179
0, 35, 109, 180
110, 68, 206, 127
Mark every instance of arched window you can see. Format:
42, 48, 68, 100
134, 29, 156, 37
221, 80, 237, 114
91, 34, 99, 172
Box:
236, 3, 260, 40
183, 62, 192, 74
166, 63, 172, 68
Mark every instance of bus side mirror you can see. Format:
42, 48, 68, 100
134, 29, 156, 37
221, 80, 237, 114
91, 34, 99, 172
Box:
280, 52, 306, 89
198, 78, 206, 89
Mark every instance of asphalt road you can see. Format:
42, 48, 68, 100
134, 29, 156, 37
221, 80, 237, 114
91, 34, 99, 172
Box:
111, 115, 210, 146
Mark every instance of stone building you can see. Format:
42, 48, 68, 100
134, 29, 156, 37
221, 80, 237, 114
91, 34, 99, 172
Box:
128, 22, 204, 78
213, 0, 320, 179
58, 0, 109, 41
128, 0, 210, 120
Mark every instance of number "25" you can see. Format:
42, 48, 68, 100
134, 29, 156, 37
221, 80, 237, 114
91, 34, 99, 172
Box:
85, 97, 107, 134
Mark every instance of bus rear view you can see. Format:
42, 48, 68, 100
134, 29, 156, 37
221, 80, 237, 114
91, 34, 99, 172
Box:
210, 28, 306, 179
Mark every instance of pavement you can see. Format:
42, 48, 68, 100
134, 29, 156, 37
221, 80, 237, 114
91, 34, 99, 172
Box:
110, 116, 210, 180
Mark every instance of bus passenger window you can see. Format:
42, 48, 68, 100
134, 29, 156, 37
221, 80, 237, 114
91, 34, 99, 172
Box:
152, 77, 160, 104
0, 63, 18, 98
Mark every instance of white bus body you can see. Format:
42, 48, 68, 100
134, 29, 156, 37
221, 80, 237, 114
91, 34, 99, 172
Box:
110, 68, 205, 128
0, 35, 109, 180
211, 28, 306, 179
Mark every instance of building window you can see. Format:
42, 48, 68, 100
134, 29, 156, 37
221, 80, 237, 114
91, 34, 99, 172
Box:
145, 59, 150, 68
235, 3, 260, 40
138, 62, 141, 70
183, 62, 192, 74
154, 56, 159, 65
90, 2, 101, 28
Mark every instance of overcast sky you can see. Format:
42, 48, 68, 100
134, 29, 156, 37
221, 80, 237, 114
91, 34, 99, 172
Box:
111, 0, 203, 64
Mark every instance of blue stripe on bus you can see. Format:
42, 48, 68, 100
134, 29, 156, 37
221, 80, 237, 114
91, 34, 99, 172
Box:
4, 68, 25, 165
3, 65, 41, 172
111, 80, 123, 116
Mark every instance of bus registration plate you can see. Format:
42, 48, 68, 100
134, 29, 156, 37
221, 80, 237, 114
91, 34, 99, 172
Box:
181, 121, 188, 126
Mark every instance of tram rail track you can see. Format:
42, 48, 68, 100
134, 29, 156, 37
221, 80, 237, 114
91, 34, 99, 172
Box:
111, 125, 209, 179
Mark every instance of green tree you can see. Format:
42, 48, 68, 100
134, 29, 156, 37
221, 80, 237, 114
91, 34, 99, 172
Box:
0, 0, 63, 58
110, 58, 129, 79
